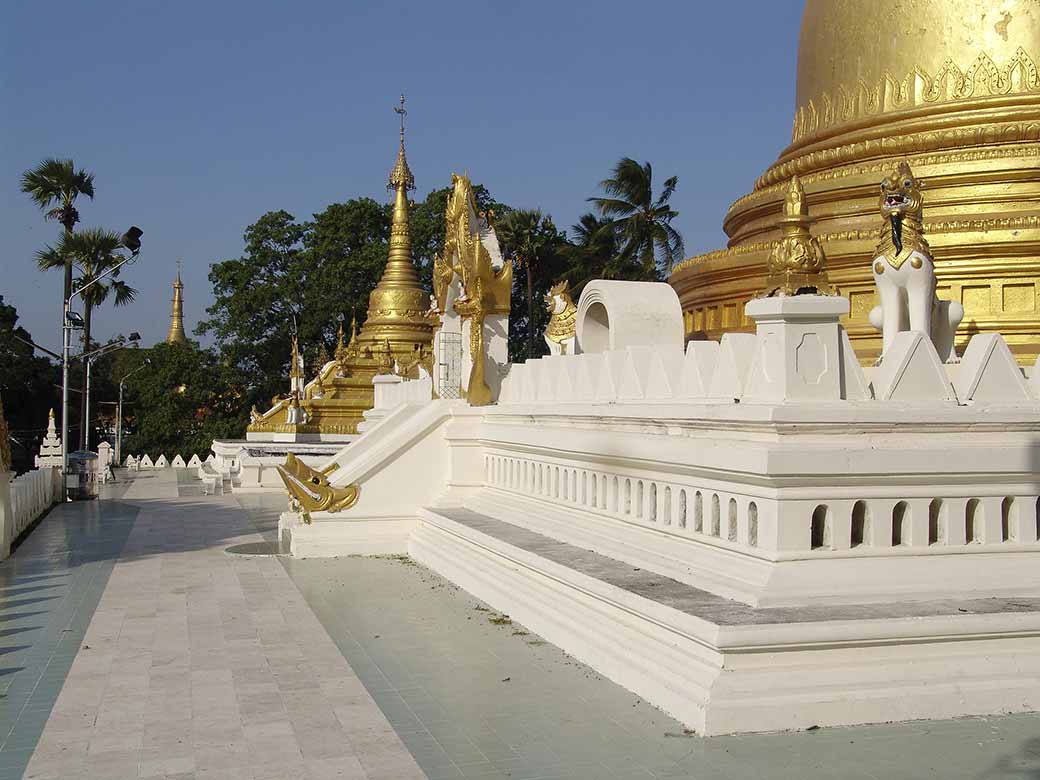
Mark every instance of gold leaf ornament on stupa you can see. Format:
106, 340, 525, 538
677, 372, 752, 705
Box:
670, 0, 1040, 364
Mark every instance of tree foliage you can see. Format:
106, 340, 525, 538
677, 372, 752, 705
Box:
589, 157, 684, 274
36, 228, 138, 448
0, 297, 61, 473
113, 343, 248, 458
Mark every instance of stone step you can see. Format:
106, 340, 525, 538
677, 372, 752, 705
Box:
411, 504, 1040, 736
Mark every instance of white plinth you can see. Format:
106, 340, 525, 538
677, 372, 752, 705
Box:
742, 295, 852, 403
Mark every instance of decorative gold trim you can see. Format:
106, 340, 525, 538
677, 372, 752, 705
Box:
792, 48, 1040, 143
673, 214, 1040, 276
756, 122, 1040, 194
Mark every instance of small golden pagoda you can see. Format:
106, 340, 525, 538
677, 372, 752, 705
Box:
247, 96, 434, 440
670, 0, 1040, 364
165, 266, 188, 344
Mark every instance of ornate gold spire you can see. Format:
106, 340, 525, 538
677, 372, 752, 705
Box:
360, 94, 430, 343
248, 96, 434, 440
388, 94, 416, 193
762, 176, 833, 297
165, 263, 188, 344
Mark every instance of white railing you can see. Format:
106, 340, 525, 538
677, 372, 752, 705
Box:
483, 453, 764, 551
2, 467, 61, 558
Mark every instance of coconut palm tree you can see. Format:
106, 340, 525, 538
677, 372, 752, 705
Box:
496, 209, 562, 360
589, 158, 684, 274
37, 229, 137, 448
20, 159, 96, 304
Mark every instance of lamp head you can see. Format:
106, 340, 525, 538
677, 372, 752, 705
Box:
122, 226, 143, 256
65, 311, 85, 329
128, 332, 141, 342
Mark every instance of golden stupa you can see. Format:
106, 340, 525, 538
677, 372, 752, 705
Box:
247, 96, 434, 438
165, 267, 188, 344
670, 0, 1040, 364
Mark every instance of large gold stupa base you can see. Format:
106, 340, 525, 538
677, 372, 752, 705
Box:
671, 0, 1040, 365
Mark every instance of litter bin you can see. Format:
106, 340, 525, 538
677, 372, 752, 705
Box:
66, 450, 99, 500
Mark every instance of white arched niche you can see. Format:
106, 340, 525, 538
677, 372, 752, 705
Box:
575, 280, 685, 354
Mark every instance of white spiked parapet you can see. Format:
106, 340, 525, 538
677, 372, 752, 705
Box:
154, 454, 169, 468
187, 454, 202, 468
708, 333, 756, 401
171, 454, 187, 468
139, 454, 154, 469
870, 331, 958, 403
954, 333, 1032, 404
679, 342, 719, 400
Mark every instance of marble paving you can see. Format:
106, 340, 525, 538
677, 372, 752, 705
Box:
4, 471, 1040, 779
7, 470, 424, 780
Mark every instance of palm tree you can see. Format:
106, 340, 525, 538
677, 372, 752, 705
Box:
20, 159, 96, 304
496, 209, 561, 359
37, 229, 137, 448
589, 158, 684, 274
564, 213, 618, 291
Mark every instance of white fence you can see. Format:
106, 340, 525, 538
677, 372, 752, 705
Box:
2, 467, 61, 559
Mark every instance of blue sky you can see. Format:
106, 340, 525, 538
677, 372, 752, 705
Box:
2, 0, 803, 348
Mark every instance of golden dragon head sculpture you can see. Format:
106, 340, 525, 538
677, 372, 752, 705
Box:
276, 452, 359, 516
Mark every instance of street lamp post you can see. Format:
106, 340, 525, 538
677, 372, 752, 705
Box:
60, 226, 143, 496
82, 333, 140, 452
116, 358, 150, 466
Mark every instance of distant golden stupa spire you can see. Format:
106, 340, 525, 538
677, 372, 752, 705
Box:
166, 261, 188, 344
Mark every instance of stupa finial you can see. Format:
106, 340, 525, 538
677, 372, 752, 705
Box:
388, 94, 415, 193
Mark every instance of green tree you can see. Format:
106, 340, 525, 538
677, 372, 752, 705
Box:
198, 210, 309, 407
0, 297, 61, 472
304, 198, 391, 355
36, 228, 137, 448
590, 158, 684, 274
496, 210, 566, 362
20, 158, 95, 304
114, 343, 247, 459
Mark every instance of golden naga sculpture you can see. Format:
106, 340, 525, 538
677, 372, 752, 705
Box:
433, 173, 512, 406
670, 0, 1040, 365
762, 176, 833, 297
276, 453, 359, 518
543, 279, 578, 354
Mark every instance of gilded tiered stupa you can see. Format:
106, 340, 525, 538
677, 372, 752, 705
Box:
670, 0, 1040, 364
247, 97, 434, 440
165, 268, 188, 344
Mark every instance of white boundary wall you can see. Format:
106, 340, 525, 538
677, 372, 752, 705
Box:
1, 467, 61, 559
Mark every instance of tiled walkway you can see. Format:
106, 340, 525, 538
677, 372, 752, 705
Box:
4, 471, 423, 780
6, 473, 1040, 779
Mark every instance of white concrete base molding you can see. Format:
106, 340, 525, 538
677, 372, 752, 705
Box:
411, 506, 1040, 736
279, 510, 416, 557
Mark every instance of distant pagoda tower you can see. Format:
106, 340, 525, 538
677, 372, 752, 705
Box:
166, 265, 188, 344
246, 95, 434, 441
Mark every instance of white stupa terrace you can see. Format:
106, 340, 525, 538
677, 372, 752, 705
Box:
268, 276, 1040, 736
